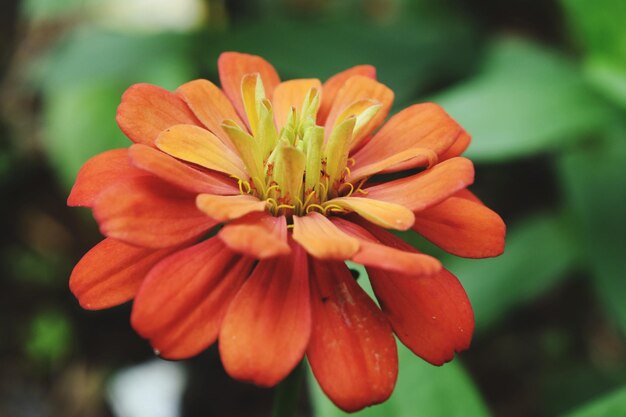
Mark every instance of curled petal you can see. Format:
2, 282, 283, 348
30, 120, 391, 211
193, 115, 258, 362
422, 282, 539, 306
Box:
93, 176, 217, 248
318, 65, 376, 125
131, 238, 254, 359
219, 244, 310, 386
351, 103, 464, 175
218, 212, 290, 259
440, 129, 471, 161
218, 52, 281, 124
68, 149, 146, 207
196, 194, 267, 223
116, 83, 201, 145
326, 196, 415, 230
292, 212, 359, 260
412, 196, 506, 258
324, 76, 393, 149
331, 218, 441, 275
364, 157, 475, 212
176, 79, 244, 151
307, 260, 397, 412
156, 124, 247, 179
129, 144, 239, 195
70, 238, 178, 310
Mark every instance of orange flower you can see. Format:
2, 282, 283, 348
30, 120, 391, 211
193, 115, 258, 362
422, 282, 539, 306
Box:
68, 52, 505, 412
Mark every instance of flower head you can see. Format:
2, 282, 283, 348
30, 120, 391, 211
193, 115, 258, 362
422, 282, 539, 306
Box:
68, 52, 505, 412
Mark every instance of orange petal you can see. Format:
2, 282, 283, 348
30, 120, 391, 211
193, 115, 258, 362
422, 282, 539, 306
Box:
351, 103, 464, 176
218, 212, 290, 259
272, 78, 321, 128
116, 83, 201, 145
155, 124, 247, 178
196, 194, 267, 222
131, 238, 254, 359
292, 212, 359, 259
326, 196, 415, 230
218, 52, 281, 123
356, 221, 474, 364
93, 176, 217, 248
70, 238, 178, 310
455, 188, 483, 204
176, 79, 244, 151
129, 144, 239, 195
318, 65, 376, 124
331, 218, 441, 275
219, 244, 310, 386
307, 260, 397, 412
412, 196, 506, 258
440, 129, 471, 161
324, 76, 393, 149
68, 149, 146, 207
364, 157, 475, 212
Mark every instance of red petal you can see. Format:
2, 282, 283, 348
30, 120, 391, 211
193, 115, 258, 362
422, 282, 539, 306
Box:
412, 196, 506, 258
116, 83, 201, 145
318, 65, 376, 124
331, 218, 441, 275
218, 212, 291, 259
68, 149, 146, 207
219, 244, 310, 386
70, 238, 178, 310
176, 79, 243, 150
129, 144, 239, 195
218, 52, 281, 124
353, 225, 474, 364
364, 157, 475, 212
351, 103, 464, 177
93, 176, 216, 248
131, 238, 254, 359
307, 260, 397, 412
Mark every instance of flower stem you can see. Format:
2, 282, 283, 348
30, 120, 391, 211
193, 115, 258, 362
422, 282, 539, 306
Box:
272, 361, 305, 417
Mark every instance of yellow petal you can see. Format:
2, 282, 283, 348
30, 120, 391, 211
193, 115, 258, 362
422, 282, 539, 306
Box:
196, 194, 267, 222
292, 212, 359, 259
156, 124, 246, 178
326, 197, 415, 230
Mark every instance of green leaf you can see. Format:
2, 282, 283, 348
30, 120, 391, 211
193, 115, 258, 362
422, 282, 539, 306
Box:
561, 0, 626, 69
205, 17, 479, 106
309, 343, 489, 417
433, 37, 615, 162
444, 213, 580, 331
561, 385, 626, 417
36, 28, 196, 187
310, 263, 489, 417
42, 81, 129, 188
26, 310, 72, 367
557, 125, 626, 335
21, 0, 95, 21
561, 0, 626, 107
32, 28, 195, 91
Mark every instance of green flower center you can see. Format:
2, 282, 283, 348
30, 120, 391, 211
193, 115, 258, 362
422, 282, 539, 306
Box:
222, 74, 381, 217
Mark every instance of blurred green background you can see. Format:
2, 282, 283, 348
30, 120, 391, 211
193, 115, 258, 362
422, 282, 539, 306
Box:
1, 0, 625, 416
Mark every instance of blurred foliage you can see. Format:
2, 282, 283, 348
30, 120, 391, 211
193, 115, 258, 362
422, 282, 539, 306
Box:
2, 0, 626, 416
433, 37, 615, 162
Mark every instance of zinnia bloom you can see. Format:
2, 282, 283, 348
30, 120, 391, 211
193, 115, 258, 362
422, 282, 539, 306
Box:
68, 52, 505, 412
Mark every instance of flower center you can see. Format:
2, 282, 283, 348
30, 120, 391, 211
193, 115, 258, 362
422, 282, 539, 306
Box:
222, 74, 381, 217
